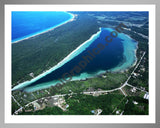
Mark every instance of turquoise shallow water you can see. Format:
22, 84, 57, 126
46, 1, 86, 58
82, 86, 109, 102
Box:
12, 11, 74, 43
12, 27, 137, 92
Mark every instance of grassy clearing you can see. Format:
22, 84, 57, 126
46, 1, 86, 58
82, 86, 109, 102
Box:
57, 72, 128, 94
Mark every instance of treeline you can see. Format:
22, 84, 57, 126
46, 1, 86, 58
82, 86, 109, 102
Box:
19, 93, 124, 115
12, 12, 99, 86
123, 96, 148, 115
18, 94, 148, 115
124, 23, 149, 91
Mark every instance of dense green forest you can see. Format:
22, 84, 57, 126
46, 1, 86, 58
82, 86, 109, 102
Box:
18, 94, 148, 115
12, 12, 149, 115
12, 12, 99, 87
12, 12, 148, 90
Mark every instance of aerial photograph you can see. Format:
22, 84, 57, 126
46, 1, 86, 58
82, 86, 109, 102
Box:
11, 11, 149, 115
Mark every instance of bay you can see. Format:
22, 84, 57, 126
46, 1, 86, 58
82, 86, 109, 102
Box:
13, 28, 137, 92
12, 11, 73, 43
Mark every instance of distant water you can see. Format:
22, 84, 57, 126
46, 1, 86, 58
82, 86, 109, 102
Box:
12, 11, 73, 43
12, 28, 137, 92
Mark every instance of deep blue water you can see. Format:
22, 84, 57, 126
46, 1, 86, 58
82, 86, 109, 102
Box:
24, 28, 124, 88
12, 11, 73, 43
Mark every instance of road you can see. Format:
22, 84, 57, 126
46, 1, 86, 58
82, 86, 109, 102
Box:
13, 52, 147, 114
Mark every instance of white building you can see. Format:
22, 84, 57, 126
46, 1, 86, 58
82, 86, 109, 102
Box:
143, 93, 149, 100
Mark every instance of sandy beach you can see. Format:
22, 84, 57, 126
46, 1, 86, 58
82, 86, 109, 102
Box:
12, 27, 138, 92
12, 27, 101, 91
12, 12, 76, 44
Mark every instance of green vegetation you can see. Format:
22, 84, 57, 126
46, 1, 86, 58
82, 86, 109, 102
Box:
12, 12, 99, 86
12, 72, 127, 113
55, 72, 127, 94
12, 98, 19, 114
12, 12, 149, 116
122, 86, 146, 98
130, 26, 148, 36
19, 93, 125, 115
20, 106, 64, 115
17, 93, 148, 115
128, 52, 148, 91
123, 96, 148, 115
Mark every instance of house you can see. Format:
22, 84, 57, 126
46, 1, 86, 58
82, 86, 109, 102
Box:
131, 87, 136, 93
144, 93, 149, 100
133, 101, 138, 105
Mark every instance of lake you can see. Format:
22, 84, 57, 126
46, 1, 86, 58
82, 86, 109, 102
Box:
12, 27, 137, 92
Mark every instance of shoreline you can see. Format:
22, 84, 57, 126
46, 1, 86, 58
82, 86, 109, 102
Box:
108, 31, 138, 73
12, 28, 138, 92
12, 12, 76, 44
12, 27, 102, 91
